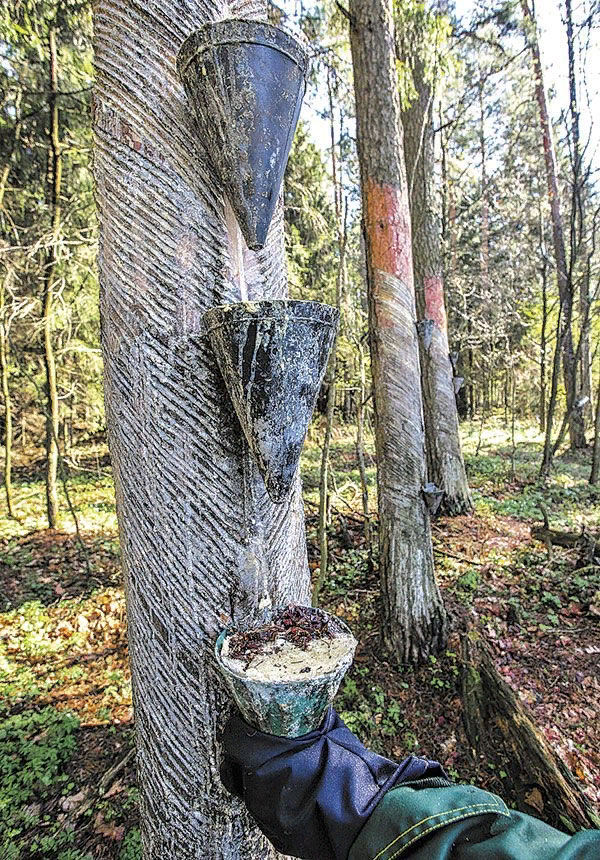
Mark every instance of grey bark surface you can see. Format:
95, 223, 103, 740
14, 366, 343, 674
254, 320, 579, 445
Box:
349, 0, 446, 664
402, 53, 472, 517
93, 1, 309, 857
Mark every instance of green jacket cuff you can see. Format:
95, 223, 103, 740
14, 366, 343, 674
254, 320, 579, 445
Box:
348, 783, 600, 859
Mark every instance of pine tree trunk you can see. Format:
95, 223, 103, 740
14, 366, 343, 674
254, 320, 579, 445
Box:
0, 278, 14, 517
566, 0, 592, 427
522, 0, 586, 450
43, 27, 61, 529
590, 355, 600, 484
355, 340, 371, 549
0, 98, 20, 520
402, 52, 472, 517
539, 224, 548, 433
314, 68, 347, 606
315, 335, 337, 606
349, 0, 446, 664
93, 1, 309, 857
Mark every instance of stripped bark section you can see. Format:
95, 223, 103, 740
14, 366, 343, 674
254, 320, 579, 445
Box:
94, 1, 308, 857
364, 180, 412, 285
423, 275, 447, 333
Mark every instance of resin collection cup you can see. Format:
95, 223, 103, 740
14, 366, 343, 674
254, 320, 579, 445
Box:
204, 299, 338, 503
177, 19, 309, 250
215, 606, 357, 737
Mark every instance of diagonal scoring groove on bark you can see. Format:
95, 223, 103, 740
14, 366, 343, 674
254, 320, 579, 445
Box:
93, 1, 309, 856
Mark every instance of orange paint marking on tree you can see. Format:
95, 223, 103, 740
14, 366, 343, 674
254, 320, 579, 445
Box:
423, 274, 447, 333
364, 178, 412, 285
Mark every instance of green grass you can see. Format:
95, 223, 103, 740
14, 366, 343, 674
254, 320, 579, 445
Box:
1, 473, 118, 541
459, 416, 600, 529
301, 420, 377, 508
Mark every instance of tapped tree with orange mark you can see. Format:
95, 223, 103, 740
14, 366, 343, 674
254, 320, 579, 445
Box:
349, 0, 447, 663
400, 7, 473, 517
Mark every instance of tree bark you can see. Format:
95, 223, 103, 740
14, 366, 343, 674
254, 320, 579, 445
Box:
565, 0, 592, 427
402, 50, 472, 517
355, 339, 371, 550
93, 0, 309, 857
349, 0, 446, 664
590, 354, 600, 483
539, 220, 548, 434
522, 0, 586, 451
0, 277, 14, 517
314, 67, 347, 606
42, 27, 61, 529
0, 92, 21, 520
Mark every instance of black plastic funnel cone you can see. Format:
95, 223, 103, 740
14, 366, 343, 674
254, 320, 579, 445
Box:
204, 300, 338, 502
177, 20, 309, 251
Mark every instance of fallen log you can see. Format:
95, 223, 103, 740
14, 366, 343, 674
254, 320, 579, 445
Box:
460, 631, 600, 833
530, 524, 584, 548
531, 502, 598, 558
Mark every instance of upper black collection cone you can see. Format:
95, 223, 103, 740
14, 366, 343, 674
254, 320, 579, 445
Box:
178, 19, 309, 251
204, 300, 338, 503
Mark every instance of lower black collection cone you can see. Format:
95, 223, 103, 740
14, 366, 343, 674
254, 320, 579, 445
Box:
204, 300, 338, 502
178, 20, 308, 251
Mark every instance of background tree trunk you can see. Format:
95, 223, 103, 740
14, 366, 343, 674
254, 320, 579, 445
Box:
355, 338, 371, 549
314, 67, 347, 606
565, 0, 592, 429
93, 0, 309, 857
522, 0, 586, 451
590, 355, 600, 483
43, 27, 61, 529
349, 0, 446, 664
539, 214, 548, 434
402, 50, 472, 516
0, 277, 14, 517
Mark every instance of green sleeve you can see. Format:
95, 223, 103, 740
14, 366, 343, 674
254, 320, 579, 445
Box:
348, 783, 600, 860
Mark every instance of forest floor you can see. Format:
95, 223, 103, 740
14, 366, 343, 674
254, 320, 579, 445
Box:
1, 417, 600, 859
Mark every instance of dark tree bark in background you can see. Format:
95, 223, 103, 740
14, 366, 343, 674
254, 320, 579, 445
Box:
43, 27, 61, 529
590, 359, 600, 484
539, 208, 548, 434
477, 74, 492, 419
521, 0, 586, 452
402, 49, 472, 516
355, 338, 371, 548
565, 0, 592, 426
349, 0, 446, 664
93, 0, 309, 856
315, 66, 347, 606
0, 92, 21, 520
0, 277, 14, 517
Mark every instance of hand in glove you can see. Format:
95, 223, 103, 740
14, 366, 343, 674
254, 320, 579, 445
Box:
220, 707, 446, 860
